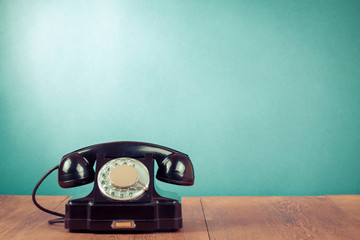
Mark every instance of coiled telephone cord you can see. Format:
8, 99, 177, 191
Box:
32, 165, 65, 224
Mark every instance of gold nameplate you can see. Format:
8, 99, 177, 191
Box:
111, 220, 136, 229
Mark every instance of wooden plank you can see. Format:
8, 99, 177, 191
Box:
180, 197, 209, 240
0, 196, 209, 240
4, 195, 360, 240
201, 196, 360, 240
0, 195, 69, 240
325, 195, 360, 223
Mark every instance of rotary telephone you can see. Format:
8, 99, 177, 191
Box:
32, 141, 194, 231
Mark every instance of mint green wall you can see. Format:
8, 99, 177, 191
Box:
1, 0, 359, 197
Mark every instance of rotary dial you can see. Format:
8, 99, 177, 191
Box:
97, 157, 150, 201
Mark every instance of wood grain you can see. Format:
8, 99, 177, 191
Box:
0, 196, 208, 240
201, 196, 360, 240
1, 195, 360, 240
0, 195, 70, 240
325, 195, 360, 223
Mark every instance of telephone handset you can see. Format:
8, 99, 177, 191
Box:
46, 141, 194, 231
59, 141, 194, 189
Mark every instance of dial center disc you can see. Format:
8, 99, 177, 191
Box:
109, 165, 138, 188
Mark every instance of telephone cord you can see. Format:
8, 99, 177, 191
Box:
32, 165, 65, 224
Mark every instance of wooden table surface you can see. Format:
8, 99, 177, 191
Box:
0, 195, 359, 240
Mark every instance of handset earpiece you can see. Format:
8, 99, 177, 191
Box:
58, 153, 95, 188
156, 153, 194, 186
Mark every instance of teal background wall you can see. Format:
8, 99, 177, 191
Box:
1, 0, 359, 197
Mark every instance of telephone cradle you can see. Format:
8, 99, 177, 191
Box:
33, 141, 194, 232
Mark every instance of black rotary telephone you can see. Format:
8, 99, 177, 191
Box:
32, 141, 194, 231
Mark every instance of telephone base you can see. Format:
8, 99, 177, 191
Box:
64, 199, 183, 231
